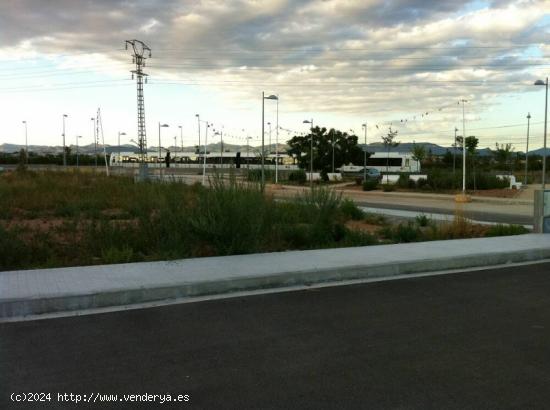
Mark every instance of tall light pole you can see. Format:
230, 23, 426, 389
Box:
214, 129, 225, 176
195, 114, 201, 155
460, 100, 467, 195
62, 114, 68, 167
158, 123, 169, 175
118, 131, 126, 164
267, 122, 272, 155
262, 93, 278, 190
202, 121, 209, 185
275, 96, 279, 184
525, 113, 531, 185
179, 125, 183, 153
90, 117, 97, 168
362, 123, 367, 181
246, 133, 252, 170
453, 127, 458, 175
535, 78, 548, 190
22, 121, 28, 164
76, 135, 82, 168
303, 119, 314, 187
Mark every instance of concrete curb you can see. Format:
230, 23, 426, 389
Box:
2, 235, 550, 320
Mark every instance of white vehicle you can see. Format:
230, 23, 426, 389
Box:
338, 152, 420, 173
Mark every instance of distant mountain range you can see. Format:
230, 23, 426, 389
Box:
0, 142, 285, 155
2, 141, 547, 156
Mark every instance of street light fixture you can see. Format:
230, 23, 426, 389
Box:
535, 78, 548, 189
303, 119, 314, 187
262, 93, 278, 190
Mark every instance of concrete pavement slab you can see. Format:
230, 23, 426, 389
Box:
1, 234, 550, 320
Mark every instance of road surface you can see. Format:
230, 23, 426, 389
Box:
2, 262, 550, 409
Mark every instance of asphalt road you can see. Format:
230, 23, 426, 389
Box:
353, 200, 534, 226
2, 262, 550, 409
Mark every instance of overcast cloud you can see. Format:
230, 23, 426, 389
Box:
0, 0, 548, 144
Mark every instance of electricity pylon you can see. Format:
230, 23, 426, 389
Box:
125, 39, 151, 180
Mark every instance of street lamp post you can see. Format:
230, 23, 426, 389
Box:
525, 113, 531, 185
453, 127, 458, 175
62, 114, 68, 167
362, 123, 367, 181
202, 121, 209, 185
118, 131, 126, 165
267, 122, 272, 155
535, 78, 548, 190
262, 93, 278, 190
303, 119, 314, 187
22, 121, 28, 164
76, 135, 82, 168
275, 96, 279, 184
179, 125, 183, 153
246, 134, 252, 170
195, 114, 201, 154
90, 117, 96, 168
158, 122, 169, 176
460, 100, 467, 195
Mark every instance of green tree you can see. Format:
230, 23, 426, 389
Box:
381, 128, 399, 183
493, 143, 514, 171
465, 136, 479, 190
411, 143, 426, 164
287, 126, 365, 179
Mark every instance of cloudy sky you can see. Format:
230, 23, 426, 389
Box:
0, 0, 549, 151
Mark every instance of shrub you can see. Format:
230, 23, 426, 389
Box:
416, 178, 428, 189
381, 222, 421, 243
190, 176, 268, 255
340, 198, 364, 221
288, 170, 307, 184
397, 174, 415, 189
415, 214, 430, 227
364, 213, 387, 225
485, 224, 528, 237
381, 184, 395, 192
363, 178, 378, 191
246, 169, 274, 182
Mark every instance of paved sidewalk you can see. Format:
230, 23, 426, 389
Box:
2, 235, 550, 320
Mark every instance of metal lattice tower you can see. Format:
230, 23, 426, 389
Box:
125, 40, 151, 168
